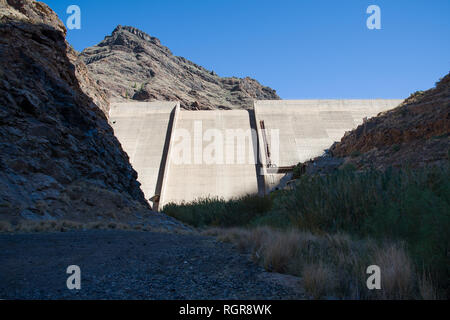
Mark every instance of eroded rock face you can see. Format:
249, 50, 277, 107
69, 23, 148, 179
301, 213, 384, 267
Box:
330, 73, 450, 169
0, 0, 151, 222
81, 25, 280, 110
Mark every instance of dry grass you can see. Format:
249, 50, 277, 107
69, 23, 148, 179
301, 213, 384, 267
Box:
0, 220, 13, 232
0, 220, 192, 235
302, 263, 336, 299
373, 243, 413, 299
262, 231, 301, 273
204, 227, 428, 299
216, 228, 252, 252
419, 271, 439, 300
13, 220, 84, 233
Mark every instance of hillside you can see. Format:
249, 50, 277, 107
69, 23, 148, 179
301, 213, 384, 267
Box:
329, 73, 450, 170
80, 25, 280, 110
0, 0, 154, 223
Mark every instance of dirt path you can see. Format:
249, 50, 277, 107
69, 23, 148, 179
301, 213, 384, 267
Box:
0, 230, 303, 299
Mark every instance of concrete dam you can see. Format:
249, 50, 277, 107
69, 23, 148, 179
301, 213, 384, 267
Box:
110, 99, 402, 210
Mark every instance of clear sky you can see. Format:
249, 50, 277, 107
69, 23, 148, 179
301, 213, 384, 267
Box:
43, 0, 449, 100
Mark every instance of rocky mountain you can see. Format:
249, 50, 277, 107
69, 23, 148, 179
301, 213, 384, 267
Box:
81, 25, 280, 110
329, 73, 450, 170
0, 0, 158, 223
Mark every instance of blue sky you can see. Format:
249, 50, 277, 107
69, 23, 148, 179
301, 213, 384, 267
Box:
43, 0, 449, 100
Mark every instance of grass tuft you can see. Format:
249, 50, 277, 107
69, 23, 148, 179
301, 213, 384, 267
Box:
206, 227, 426, 299
167, 165, 449, 297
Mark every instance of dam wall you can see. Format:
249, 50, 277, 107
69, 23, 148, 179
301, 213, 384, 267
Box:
109, 101, 179, 209
254, 99, 403, 192
162, 110, 261, 206
110, 99, 403, 210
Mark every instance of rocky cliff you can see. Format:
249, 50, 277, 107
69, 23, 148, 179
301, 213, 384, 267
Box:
81, 25, 280, 110
330, 73, 450, 170
0, 0, 154, 223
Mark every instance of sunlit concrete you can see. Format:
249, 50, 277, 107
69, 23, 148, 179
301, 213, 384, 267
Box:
110, 99, 402, 210
110, 101, 178, 208
161, 110, 260, 207
254, 99, 403, 192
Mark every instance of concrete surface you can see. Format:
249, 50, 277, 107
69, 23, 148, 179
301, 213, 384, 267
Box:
109, 99, 403, 209
254, 99, 403, 192
110, 101, 178, 208
162, 110, 260, 207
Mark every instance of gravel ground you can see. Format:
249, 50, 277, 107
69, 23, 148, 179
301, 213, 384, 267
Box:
0, 230, 303, 299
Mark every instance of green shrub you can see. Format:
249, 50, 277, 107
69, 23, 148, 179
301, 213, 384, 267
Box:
392, 144, 401, 152
164, 165, 450, 296
164, 194, 273, 228
350, 150, 362, 158
292, 163, 304, 179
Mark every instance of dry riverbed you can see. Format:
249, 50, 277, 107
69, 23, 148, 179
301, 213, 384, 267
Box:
0, 230, 303, 299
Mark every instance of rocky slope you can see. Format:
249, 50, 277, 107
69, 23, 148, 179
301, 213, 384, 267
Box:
81, 25, 280, 110
328, 73, 450, 170
0, 0, 160, 223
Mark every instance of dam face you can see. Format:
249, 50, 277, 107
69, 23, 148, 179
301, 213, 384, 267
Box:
254, 99, 403, 192
162, 109, 263, 207
110, 99, 402, 210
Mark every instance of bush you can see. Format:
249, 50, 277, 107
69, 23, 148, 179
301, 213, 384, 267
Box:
350, 150, 362, 158
203, 227, 420, 299
164, 194, 273, 228
165, 165, 450, 296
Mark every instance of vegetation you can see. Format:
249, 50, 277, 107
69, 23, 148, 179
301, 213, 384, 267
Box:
203, 227, 424, 299
165, 164, 450, 299
350, 150, 362, 158
392, 144, 401, 152
0, 220, 191, 235
292, 162, 305, 179
164, 194, 273, 228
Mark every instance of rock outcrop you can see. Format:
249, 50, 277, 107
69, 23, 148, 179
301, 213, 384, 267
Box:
0, 0, 154, 223
330, 73, 450, 170
81, 25, 280, 110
